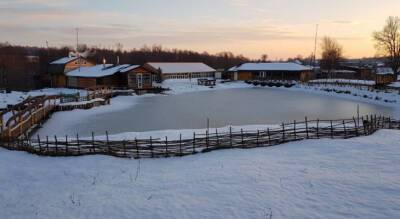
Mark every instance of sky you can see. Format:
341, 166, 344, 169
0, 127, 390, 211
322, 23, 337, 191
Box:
0, 0, 399, 59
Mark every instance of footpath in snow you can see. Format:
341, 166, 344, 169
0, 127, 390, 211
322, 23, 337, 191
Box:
1, 129, 400, 218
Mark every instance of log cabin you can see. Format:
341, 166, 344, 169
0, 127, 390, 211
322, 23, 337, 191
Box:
228, 62, 314, 82
375, 67, 396, 86
48, 56, 95, 87
66, 64, 157, 89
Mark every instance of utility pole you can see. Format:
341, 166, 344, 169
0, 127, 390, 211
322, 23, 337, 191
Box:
313, 24, 319, 68
75, 28, 79, 55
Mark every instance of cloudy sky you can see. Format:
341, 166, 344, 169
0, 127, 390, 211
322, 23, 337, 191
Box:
0, 0, 399, 59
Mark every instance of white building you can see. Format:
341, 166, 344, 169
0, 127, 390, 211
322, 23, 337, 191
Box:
145, 62, 216, 80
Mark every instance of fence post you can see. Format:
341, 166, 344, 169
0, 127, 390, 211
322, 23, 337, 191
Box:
37, 135, 41, 153
229, 126, 233, 148
282, 123, 285, 142
316, 119, 320, 139
54, 135, 58, 154
165, 136, 168, 157
123, 140, 127, 157
106, 131, 110, 153
256, 130, 259, 147
343, 120, 347, 138
267, 128, 271, 145
206, 130, 209, 149
241, 129, 244, 147
135, 138, 139, 159
46, 136, 49, 152
293, 120, 297, 140
215, 129, 219, 148
330, 120, 334, 139
179, 133, 182, 156
91, 132, 95, 153
65, 135, 69, 154
76, 134, 80, 155
193, 132, 196, 153
353, 117, 359, 136
388, 116, 392, 129
150, 136, 154, 158
305, 117, 309, 139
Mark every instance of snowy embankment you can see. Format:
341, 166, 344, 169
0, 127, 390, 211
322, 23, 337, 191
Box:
0, 88, 86, 109
293, 83, 400, 106
1, 129, 400, 218
310, 78, 376, 85
158, 79, 252, 95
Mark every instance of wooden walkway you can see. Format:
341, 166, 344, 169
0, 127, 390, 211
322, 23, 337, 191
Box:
2, 115, 399, 159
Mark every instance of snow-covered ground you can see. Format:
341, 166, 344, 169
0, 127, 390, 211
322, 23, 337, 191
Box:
1, 129, 400, 218
0, 88, 86, 109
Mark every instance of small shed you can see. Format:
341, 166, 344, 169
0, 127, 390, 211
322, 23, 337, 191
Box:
375, 67, 396, 86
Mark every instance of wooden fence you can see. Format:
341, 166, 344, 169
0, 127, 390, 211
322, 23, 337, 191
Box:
2, 115, 399, 159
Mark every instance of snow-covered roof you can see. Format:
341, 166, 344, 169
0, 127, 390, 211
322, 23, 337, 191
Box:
147, 62, 216, 74
231, 62, 312, 72
50, 57, 79, 65
66, 64, 131, 78
119, 65, 140, 73
376, 67, 394, 75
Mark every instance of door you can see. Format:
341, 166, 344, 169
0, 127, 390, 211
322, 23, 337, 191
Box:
234, 72, 238, 80
136, 73, 143, 89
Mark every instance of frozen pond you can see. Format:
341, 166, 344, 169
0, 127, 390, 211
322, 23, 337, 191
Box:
36, 88, 398, 137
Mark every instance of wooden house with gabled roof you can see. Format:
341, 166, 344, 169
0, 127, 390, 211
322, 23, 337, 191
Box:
48, 56, 95, 87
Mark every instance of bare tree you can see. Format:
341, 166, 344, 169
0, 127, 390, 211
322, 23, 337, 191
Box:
260, 54, 268, 62
373, 16, 400, 77
320, 36, 343, 78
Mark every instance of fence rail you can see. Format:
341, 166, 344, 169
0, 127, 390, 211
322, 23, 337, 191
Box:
2, 115, 399, 159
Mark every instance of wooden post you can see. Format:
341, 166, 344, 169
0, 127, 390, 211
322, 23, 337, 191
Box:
150, 136, 154, 158
46, 136, 49, 152
65, 135, 68, 154
76, 134, 80, 155
293, 120, 297, 140
91, 132, 95, 153
388, 116, 392, 129
229, 126, 233, 148
256, 130, 259, 147
135, 138, 139, 159
343, 120, 347, 138
179, 133, 182, 156
54, 135, 58, 154
37, 135, 41, 152
267, 128, 271, 145
241, 129, 244, 147
106, 131, 110, 153
206, 130, 209, 149
165, 136, 168, 157
353, 117, 359, 136
215, 129, 219, 148
330, 120, 334, 139
282, 123, 285, 142
123, 140, 127, 157
192, 132, 196, 153
305, 117, 309, 139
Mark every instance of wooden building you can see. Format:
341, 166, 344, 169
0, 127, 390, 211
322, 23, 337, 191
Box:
375, 67, 396, 86
66, 64, 157, 89
145, 62, 216, 80
48, 56, 94, 87
228, 62, 314, 82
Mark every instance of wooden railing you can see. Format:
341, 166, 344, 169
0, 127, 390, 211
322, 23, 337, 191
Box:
2, 115, 399, 159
